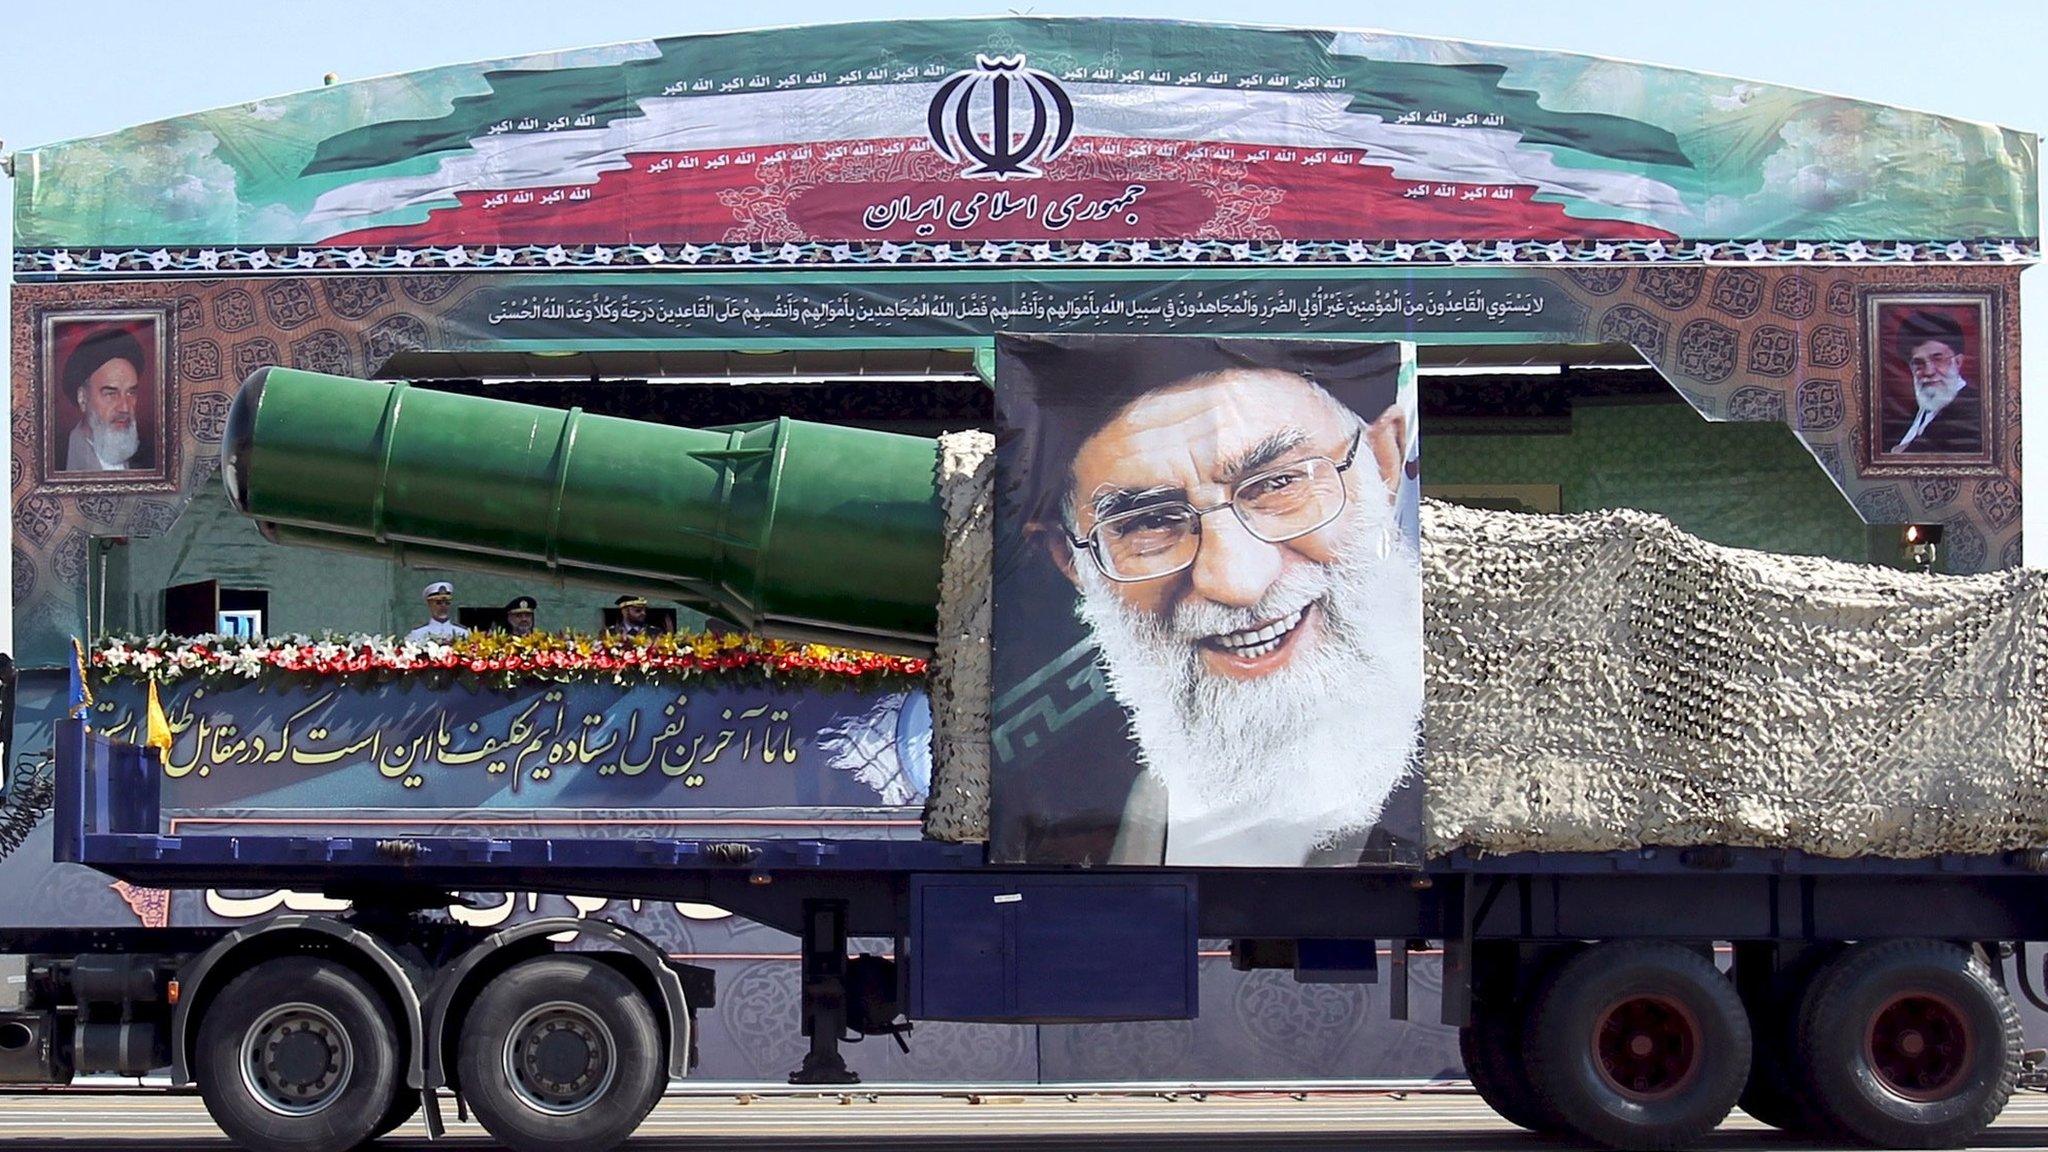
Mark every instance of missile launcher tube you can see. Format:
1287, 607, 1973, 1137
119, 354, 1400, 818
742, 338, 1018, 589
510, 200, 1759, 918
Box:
223, 368, 946, 652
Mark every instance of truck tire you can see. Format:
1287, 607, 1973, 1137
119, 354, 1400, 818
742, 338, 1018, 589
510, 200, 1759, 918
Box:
1523, 941, 1750, 1149
1461, 1016, 1553, 1132
369, 1090, 420, 1141
455, 956, 665, 1152
1738, 945, 1839, 1134
192, 956, 403, 1152
1794, 940, 2020, 1148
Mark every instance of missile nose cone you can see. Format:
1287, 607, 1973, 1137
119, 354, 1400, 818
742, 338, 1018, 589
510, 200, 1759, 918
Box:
222, 367, 269, 513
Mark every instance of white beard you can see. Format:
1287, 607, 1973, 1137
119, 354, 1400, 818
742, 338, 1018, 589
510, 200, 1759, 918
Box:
1074, 489, 1423, 861
87, 412, 139, 468
1913, 366, 1965, 411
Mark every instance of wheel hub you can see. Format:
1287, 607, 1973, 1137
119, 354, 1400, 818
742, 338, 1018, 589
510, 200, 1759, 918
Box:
1867, 992, 1973, 1102
504, 1002, 617, 1116
1593, 994, 1699, 1101
242, 1004, 354, 1116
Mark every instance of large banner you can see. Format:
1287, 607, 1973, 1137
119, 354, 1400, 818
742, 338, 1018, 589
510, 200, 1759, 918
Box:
991, 336, 1422, 867
87, 676, 931, 838
12, 19, 2036, 269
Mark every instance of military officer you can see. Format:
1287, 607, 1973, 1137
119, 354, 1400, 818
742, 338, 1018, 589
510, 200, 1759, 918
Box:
614, 594, 659, 639
503, 594, 538, 637
404, 581, 470, 644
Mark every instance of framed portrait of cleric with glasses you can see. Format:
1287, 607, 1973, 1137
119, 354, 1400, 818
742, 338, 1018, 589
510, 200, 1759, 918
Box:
39, 309, 175, 491
989, 335, 1422, 869
1862, 294, 1999, 475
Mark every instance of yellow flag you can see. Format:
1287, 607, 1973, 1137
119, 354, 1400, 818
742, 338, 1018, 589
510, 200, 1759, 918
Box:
68, 638, 95, 720
145, 679, 173, 754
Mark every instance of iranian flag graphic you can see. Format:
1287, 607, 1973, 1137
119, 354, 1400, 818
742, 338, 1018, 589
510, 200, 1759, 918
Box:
302, 43, 1688, 249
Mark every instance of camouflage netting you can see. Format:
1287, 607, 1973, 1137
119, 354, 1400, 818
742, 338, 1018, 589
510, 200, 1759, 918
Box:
1424, 500, 2047, 858
922, 432, 995, 842
924, 463, 2048, 858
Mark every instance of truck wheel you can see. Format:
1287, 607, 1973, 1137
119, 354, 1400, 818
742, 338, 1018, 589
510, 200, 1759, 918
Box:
456, 956, 665, 1152
1738, 945, 1839, 1134
1461, 1016, 1553, 1132
1795, 940, 2020, 1148
1523, 941, 1749, 1149
369, 1089, 420, 1141
193, 956, 403, 1152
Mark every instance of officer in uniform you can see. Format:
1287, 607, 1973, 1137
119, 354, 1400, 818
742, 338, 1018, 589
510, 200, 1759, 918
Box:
503, 594, 538, 637
614, 594, 659, 639
404, 581, 470, 644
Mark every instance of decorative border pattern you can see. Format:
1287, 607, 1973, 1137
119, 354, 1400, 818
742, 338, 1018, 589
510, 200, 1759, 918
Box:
14, 238, 2038, 278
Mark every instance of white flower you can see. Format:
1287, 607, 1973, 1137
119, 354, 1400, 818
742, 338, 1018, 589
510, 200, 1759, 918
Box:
1345, 241, 1371, 262
1277, 242, 1300, 262
1230, 243, 1253, 262
1493, 241, 1516, 262
248, 250, 271, 270
1129, 241, 1152, 261
1393, 242, 1416, 261
1593, 242, 1617, 261
680, 243, 702, 264
148, 249, 173, 271
1644, 240, 1668, 261
1077, 242, 1101, 262
1792, 242, 1815, 260
830, 244, 853, 262
50, 252, 76, 272
979, 242, 1004, 262
345, 248, 369, 268
878, 242, 902, 263
1946, 241, 1970, 261
593, 246, 614, 264
1030, 243, 1054, 262
444, 246, 468, 266
639, 244, 666, 263
542, 245, 568, 266
1443, 240, 1469, 262
1545, 242, 1569, 262
1844, 241, 1870, 262
778, 243, 803, 263
1893, 243, 1916, 262
1744, 241, 1771, 261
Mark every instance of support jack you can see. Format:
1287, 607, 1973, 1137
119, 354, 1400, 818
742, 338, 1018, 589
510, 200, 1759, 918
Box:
789, 898, 861, 1086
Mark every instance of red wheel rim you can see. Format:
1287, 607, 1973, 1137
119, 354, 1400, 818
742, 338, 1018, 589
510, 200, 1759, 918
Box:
1592, 994, 1700, 1101
1866, 992, 1974, 1102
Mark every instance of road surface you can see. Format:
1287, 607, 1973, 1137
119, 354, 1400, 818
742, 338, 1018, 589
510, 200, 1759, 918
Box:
1, 1089, 2044, 1148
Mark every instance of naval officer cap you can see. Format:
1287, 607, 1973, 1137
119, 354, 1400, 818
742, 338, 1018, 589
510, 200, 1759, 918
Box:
423, 581, 455, 600
614, 594, 648, 608
505, 595, 538, 613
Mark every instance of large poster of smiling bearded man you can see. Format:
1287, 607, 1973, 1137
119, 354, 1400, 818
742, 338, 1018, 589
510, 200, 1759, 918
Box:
990, 335, 1422, 868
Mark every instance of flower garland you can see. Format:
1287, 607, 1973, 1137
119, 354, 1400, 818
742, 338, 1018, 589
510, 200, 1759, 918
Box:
90, 630, 926, 691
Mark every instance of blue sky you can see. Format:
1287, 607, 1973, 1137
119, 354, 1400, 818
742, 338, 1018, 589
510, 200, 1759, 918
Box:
1, 0, 2043, 627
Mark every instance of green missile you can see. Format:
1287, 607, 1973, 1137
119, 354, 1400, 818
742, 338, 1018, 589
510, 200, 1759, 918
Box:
222, 368, 946, 653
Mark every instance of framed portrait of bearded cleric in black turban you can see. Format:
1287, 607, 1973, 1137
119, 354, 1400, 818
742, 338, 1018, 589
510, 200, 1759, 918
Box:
42, 310, 173, 490
989, 335, 1422, 868
1864, 294, 1998, 474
